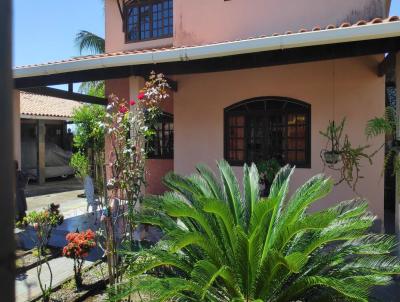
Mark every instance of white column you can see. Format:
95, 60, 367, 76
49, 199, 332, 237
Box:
37, 120, 46, 185
129, 76, 145, 104
13, 90, 21, 167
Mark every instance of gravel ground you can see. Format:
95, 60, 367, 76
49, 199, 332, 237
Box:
50, 262, 108, 302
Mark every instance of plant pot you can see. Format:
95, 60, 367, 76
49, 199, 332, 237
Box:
323, 151, 340, 165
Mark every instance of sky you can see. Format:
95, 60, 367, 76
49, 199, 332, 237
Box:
12, 0, 400, 67
13, 0, 105, 67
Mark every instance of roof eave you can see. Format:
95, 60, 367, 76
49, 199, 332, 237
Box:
13, 21, 400, 79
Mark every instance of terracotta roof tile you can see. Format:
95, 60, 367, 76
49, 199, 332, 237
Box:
355, 20, 368, 26
14, 16, 400, 70
20, 92, 83, 119
340, 22, 352, 28
371, 18, 383, 24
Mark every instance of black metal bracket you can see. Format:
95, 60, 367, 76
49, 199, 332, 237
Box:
166, 77, 178, 92
378, 52, 396, 77
117, 0, 138, 32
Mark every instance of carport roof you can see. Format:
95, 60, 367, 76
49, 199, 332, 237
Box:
20, 91, 82, 120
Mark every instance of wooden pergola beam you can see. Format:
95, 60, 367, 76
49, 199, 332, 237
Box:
20, 86, 108, 106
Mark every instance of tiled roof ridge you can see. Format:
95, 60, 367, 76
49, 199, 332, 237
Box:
15, 15, 399, 69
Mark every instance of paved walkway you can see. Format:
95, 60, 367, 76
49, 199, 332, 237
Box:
25, 178, 83, 197
16, 257, 92, 302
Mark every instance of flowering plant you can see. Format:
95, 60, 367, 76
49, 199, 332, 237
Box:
18, 203, 64, 254
102, 72, 169, 285
104, 72, 169, 215
63, 229, 96, 290
16, 203, 63, 301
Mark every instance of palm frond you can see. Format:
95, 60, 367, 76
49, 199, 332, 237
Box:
75, 30, 105, 54
365, 106, 396, 138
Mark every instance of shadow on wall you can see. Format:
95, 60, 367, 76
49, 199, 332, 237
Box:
339, 0, 387, 24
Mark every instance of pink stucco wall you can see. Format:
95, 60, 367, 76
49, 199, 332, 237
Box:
173, 0, 388, 47
105, 0, 389, 52
145, 159, 174, 195
173, 55, 385, 220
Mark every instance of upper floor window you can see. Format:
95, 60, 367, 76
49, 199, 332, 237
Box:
147, 113, 174, 159
125, 0, 173, 43
224, 97, 311, 168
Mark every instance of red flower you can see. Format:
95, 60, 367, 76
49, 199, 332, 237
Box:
137, 92, 145, 100
118, 105, 129, 114
129, 99, 136, 106
63, 229, 96, 260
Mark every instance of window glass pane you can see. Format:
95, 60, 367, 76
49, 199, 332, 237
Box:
297, 151, 306, 162
148, 114, 174, 159
287, 151, 297, 162
126, 0, 173, 42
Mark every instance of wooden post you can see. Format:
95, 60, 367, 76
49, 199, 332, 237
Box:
0, 0, 16, 300
37, 120, 46, 185
395, 52, 400, 238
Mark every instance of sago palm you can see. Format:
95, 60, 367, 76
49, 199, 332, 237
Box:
111, 160, 400, 301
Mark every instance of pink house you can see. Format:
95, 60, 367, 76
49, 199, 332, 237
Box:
13, 0, 400, 230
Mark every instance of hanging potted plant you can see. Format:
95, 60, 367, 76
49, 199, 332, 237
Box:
320, 118, 345, 164
320, 117, 375, 191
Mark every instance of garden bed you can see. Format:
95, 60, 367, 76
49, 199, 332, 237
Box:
44, 261, 108, 302
16, 247, 60, 275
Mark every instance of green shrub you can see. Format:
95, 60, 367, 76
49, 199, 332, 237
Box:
111, 161, 400, 302
70, 152, 90, 181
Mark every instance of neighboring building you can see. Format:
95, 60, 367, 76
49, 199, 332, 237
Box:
13, 0, 400, 230
20, 92, 81, 183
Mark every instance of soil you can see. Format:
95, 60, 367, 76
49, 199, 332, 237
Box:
16, 247, 60, 274
50, 262, 108, 302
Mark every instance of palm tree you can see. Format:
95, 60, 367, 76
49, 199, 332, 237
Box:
366, 106, 400, 172
75, 30, 105, 97
75, 30, 105, 54
110, 160, 400, 302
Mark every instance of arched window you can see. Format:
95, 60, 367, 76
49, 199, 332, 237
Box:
224, 97, 311, 167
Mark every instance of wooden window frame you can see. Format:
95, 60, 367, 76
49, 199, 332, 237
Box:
124, 0, 173, 43
147, 112, 174, 159
224, 97, 311, 168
